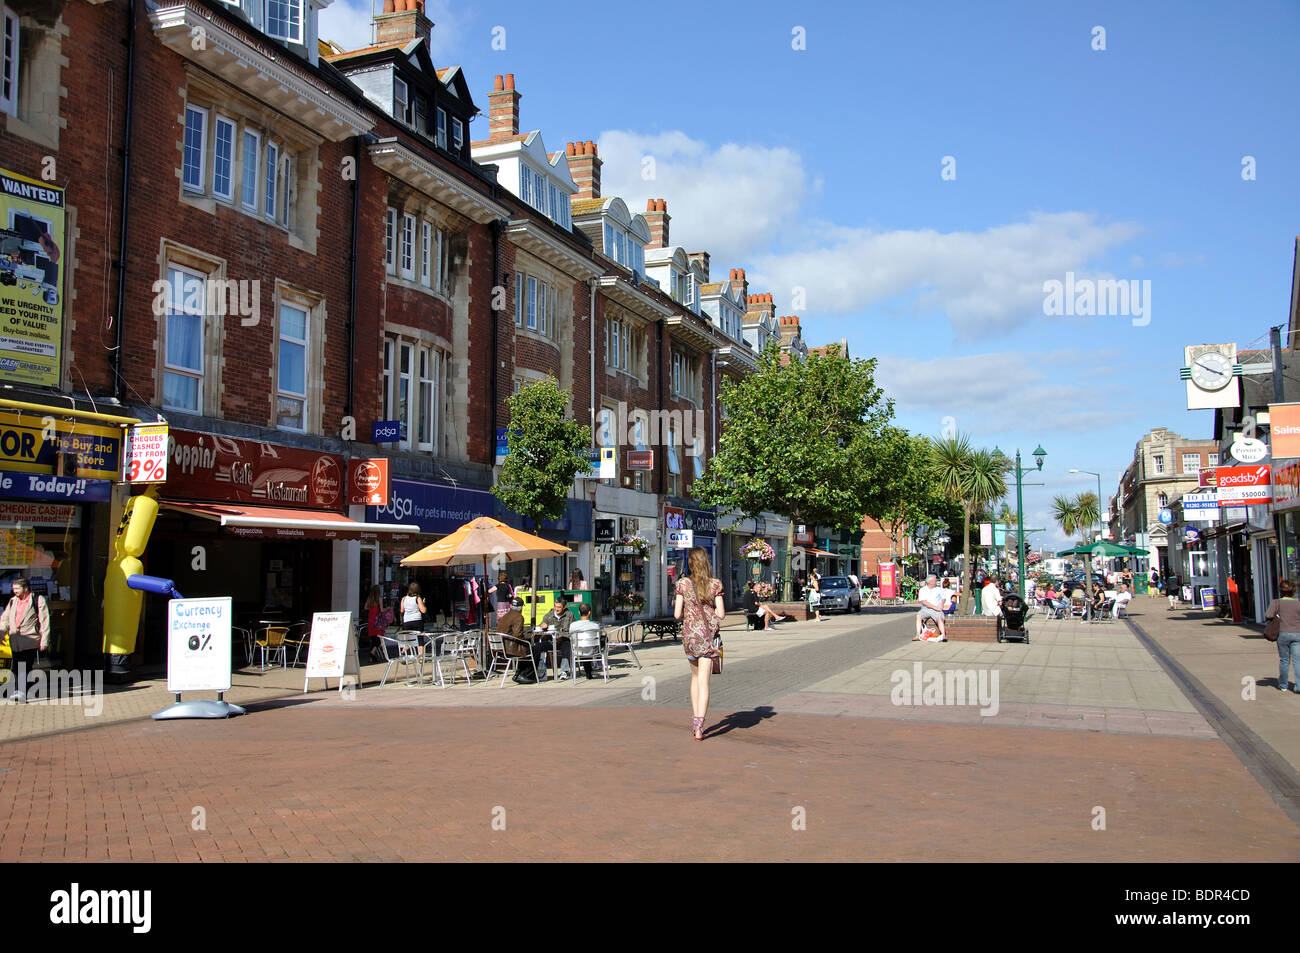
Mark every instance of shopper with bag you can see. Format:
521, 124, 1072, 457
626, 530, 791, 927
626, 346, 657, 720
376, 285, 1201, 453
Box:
0, 578, 50, 703
1263, 578, 1300, 693
674, 546, 726, 741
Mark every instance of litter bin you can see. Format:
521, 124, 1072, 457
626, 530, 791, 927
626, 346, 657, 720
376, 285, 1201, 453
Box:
973, 589, 982, 615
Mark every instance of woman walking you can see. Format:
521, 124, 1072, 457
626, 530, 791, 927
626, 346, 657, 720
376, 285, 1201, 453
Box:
364, 584, 393, 663
1264, 579, 1300, 693
0, 578, 50, 702
808, 569, 824, 621
674, 546, 725, 740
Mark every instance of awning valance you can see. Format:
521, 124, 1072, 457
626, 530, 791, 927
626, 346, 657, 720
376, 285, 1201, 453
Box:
160, 500, 419, 541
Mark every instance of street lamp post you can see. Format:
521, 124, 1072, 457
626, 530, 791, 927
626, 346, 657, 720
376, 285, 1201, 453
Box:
999, 444, 1047, 600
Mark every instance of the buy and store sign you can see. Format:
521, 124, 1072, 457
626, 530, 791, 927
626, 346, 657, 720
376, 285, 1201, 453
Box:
0, 410, 122, 481
1216, 465, 1271, 506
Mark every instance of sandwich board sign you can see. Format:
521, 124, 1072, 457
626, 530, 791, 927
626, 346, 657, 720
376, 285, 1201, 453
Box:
304, 611, 359, 692
167, 597, 233, 694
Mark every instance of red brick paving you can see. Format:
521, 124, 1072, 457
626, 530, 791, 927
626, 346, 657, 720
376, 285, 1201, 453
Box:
1, 703, 1296, 862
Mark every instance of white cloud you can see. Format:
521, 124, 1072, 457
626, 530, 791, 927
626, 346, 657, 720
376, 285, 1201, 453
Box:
875, 348, 1139, 435
595, 130, 813, 265
319, 0, 463, 59
748, 212, 1142, 337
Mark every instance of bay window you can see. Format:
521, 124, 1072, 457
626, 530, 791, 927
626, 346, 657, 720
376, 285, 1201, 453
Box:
400, 212, 416, 280
382, 335, 447, 453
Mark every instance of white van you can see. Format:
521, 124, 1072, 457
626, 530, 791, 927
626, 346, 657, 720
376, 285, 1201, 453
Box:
1041, 558, 1066, 580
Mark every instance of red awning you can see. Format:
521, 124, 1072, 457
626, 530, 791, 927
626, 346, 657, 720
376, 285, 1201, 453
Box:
159, 500, 419, 541
805, 548, 844, 558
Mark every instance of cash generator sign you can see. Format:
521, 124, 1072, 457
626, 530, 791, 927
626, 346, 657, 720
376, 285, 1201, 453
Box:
0, 168, 65, 388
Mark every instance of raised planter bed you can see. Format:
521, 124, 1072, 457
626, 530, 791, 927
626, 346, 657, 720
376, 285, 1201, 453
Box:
943, 616, 1000, 642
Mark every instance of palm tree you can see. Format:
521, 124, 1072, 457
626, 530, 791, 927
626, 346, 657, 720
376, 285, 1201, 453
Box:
930, 435, 1009, 614
1054, 491, 1102, 613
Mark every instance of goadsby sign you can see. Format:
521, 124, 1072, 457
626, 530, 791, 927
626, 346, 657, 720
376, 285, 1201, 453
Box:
1215, 464, 1272, 506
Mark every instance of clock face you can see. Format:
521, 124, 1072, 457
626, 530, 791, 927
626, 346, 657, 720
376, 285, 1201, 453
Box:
1190, 351, 1232, 390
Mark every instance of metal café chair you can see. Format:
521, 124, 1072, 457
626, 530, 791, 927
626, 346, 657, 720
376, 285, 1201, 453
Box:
482, 631, 539, 687
284, 621, 312, 666
254, 626, 288, 670
428, 630, 476, 687
378, 632, 425, 688
603, 622, 640, 669
570, 626, 609, 685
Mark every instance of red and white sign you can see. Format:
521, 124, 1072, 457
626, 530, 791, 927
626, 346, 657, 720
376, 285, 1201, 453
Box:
123, 423, 170, 484
1269, 403, 1300, 458
1273, 460, 1300, 511
347, 458, 389, 506
1199, 467, 1218, 488
1216, 465, 1272, 505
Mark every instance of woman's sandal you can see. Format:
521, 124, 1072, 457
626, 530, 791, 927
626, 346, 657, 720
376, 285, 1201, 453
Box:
692, 716, 705, 740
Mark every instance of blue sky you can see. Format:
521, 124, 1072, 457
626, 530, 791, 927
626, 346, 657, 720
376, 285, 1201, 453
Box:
324, 0, 1300, 550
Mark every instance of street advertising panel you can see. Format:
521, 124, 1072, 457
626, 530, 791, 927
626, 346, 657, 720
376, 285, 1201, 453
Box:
123, 423, 170, 484
304, 611, 357, 691
1268, 403, 1300, 458
1272, 460, 1300, 512
347, 458, 389, 506
1181, 490, 1220, 521
879, 562, 898, 600
0, 410, 123, 481
0, 168, 65, 387
167, 597, 232, 693
1216, 465, 1272, 506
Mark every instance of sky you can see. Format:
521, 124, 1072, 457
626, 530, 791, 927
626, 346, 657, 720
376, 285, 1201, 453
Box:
323, 0, 1300, 551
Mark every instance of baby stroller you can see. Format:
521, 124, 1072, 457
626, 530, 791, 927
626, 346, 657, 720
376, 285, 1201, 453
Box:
998, 594, 1029, 644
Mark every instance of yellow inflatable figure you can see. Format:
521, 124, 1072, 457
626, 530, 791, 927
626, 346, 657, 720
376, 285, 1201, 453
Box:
103, 489, 159, 657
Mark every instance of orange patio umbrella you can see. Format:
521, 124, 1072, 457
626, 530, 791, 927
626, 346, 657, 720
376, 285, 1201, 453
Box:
400, 517, 569, 624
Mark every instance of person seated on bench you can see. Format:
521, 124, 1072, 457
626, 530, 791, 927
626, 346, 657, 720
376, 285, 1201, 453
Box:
915, 574, 948, 640
742, 581, 790, 630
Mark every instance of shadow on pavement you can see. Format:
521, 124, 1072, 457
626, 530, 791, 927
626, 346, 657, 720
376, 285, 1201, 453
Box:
704, 705, 776, 738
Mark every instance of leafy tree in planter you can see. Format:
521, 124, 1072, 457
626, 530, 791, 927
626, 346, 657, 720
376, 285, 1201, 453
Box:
492, 378, 591, 618
694, 342, 895, 601
930, 434, 1008, 615
877, 428, 963, 567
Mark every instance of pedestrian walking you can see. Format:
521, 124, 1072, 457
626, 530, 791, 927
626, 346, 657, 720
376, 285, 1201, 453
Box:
808, 569, 824, 621
400, 582, 426, 630
1264, 579, 1300, 693
0, 578, 50, 703
674, 546, 725, 741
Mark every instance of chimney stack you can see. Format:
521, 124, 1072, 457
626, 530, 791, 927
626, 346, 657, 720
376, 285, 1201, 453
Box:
687, 251, 710, 282
746, 291, 776, 324
777, 315, 802, 347
727, 267, 748, 303
488, 74, 521, 140
566, 140, 601, 200
375, 0, 432, 47
644, 198, 670, 248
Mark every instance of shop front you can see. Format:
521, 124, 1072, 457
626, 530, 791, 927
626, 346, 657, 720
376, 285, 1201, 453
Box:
720, 514, 789, 606
150, 430, 417, 666
593, 483, 662, 616
366, 476, 591, 626
663, 504, 718, 600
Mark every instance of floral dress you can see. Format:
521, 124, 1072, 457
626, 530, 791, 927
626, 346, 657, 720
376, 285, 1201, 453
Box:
676, 577, 722, 659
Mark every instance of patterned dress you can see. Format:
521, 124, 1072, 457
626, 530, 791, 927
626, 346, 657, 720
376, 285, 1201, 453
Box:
676, 577, 722, 659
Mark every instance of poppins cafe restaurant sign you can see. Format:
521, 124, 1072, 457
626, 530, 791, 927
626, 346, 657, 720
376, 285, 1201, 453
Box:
367, 478, 591, 538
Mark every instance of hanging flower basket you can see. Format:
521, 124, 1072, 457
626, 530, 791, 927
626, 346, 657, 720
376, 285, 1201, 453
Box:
610, 591, 645, 612
617, 535, 650, 557
741, 538, 776, 562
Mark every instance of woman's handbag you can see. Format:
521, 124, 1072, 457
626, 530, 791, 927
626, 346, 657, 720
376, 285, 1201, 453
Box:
1265, 615, 1282, 642
711, 636, 723, 675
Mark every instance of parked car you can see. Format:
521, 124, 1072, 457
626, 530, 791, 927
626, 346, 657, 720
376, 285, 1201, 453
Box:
816, 576, 861, 613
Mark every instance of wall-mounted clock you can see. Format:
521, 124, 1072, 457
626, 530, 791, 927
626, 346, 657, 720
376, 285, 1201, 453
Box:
1181, 343, 1241, 410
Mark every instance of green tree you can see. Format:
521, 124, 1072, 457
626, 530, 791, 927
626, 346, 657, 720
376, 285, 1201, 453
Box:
877, 429, 961, 569
492, 378, 591, 611
1052, 491, 1102, 607
930, 435, 1009, 614
694, 342, 895, 600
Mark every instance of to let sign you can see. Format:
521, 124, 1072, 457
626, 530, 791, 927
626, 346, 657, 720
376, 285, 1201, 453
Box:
1216, 465, 1272, 506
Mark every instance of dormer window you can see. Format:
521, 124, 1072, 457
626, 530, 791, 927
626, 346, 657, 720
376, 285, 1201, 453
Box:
603, 222, 644, 272
452, 117, 464, 154
436, 108, 447, 149
394, 76, 409, 125
264, 0, 303, 43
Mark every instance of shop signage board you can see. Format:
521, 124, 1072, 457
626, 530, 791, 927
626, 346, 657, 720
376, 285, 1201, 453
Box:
594, 519, 616, 543
1269, 403, 1300, 458
684, 509, 717, 538
627, 450, 654, 471
0, 501, 79, 525
1229, 437, 1267, 464
666, 529, 693, 549
166, 430, 344, 509
347, 458, 389, 506
979, 523, 993, 546
664, 506, 685, 530
0, 168, 66, 387
576, 447, 615, 479
303, 611, 358, 692
123, 423, 170, 483
0, 410, 123, 481
1199, 468, 1218, 488
373, 420, 402, 444
1183, 527, 1200, 542
366, 476, 590, 539
166, 597, 233, 693
1273, 459, 1300, 511
1216, 465, 1272, 506
0, 470, 111, 502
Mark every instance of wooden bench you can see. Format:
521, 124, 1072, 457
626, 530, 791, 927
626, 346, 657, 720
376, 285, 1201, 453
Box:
943, 616, 1000, 642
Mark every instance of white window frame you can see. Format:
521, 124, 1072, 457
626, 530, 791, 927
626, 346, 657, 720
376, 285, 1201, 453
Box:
452, 117, 463, 152
419, 220, 432, 287
211, 114, 236, 202
394, 75, 409, 124
1152, 454, 1165, 475
400, 213, 416, 280
417, 346, 434, 452
277, 150, 291, 227
537, 281, 547, 337
515, 270, 524, 326
1181, 452, 1200, 474
161, 262, 207, 414
276, 300, 309, 432
264, 0, 303, 44
264, 140, 279, 221
397, 341, 413, 449
0, 7, 19, 118
182, 104, 208, 193
1208, 452, 1220, 467
385, 207, 397, 275
240, 128, 261, 210
436, 107, 447, 150
436, 228, 447, 295
382, 338, 394, 421
526, 276, 537, 330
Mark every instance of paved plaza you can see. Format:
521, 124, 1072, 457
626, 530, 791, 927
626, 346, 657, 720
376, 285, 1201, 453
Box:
2, 603, 1298, 861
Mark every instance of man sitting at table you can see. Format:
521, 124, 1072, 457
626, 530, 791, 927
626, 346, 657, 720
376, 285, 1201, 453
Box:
570, 603, 602, 678
533, 595, 574, 681
495, 597, 539, 683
